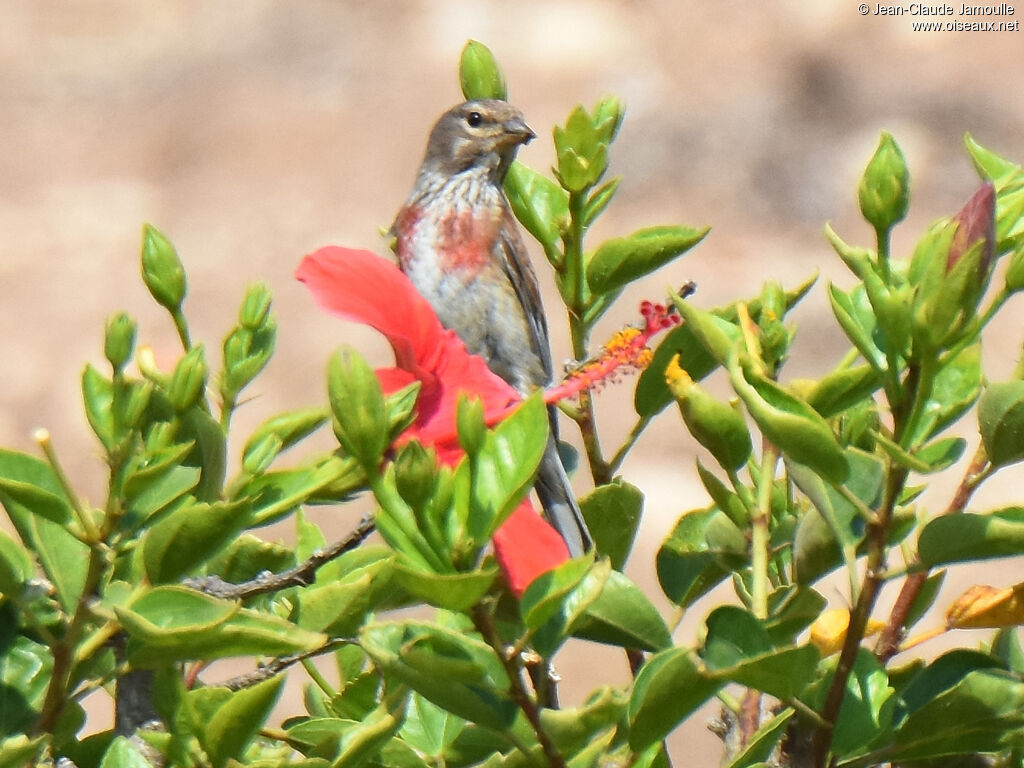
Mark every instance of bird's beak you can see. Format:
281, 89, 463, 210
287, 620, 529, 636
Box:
503, 117, 536, 146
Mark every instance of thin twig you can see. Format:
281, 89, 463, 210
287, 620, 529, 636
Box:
875, 445, 990, 661
218, 638, 355, 691
471, 604, 566, 768
185, 515, 375, 600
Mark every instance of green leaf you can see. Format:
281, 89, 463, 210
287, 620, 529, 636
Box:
673, 373, 752, 472
242, 407, 329, 471
399, 692, 466, 758
188, 676, 284, 768
391, 565, 496, 612
805, 364, 883, 419
979, 380, 1024, 468
0, 630, 51, 734
360, 620, 516, 731
208, 533, 296, 584
573, 569, 672, 652
117, 586, 326, 664
628, 648, 721, 750
764, 586, 827, 646
179, 407, 227, 501
520, 555, 594, 630
876, 668, 1024, 763
239, 456, 363, 526
802, 649, 894, 759
827, 283, 886, 372
143, 499, 252, 583
701, 606, 819, 700
586, 225, 708, 295
82, 363, 116, 451
98, 737, 152, 768
294, 565, 381, 636
123, 460, 201, 532
529, 558, 610, 657
0, 449, 88, 612
657, 508, 747, 607
918, 508, 1024, 566
584, 177, 621, 227
790, 448, 884, 584
729, 353, 849, 483
723, 708, 795, 768
0, 736, 46, 768
0, 529, 32, 596
333, 698, 408, 768
470, 394, 548, 542
505, 162, 568, 257
579, 481, 643, 570
459, 40, 507, 100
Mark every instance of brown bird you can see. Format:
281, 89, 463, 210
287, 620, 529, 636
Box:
391, 99, 591, 557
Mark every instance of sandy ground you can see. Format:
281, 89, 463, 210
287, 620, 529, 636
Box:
3, 1, 1024, 763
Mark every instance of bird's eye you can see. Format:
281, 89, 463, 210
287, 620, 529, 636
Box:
466, 111, 483, 128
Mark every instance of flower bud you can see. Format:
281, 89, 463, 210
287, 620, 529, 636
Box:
667, 355, 751, 471
118, 380, 153, 430
394, 441, 439, 510
459, 40, 507, 101
858, 132, 910, 234
328, 348, 388, 470
140, 223, 187, 310
455, 395, 486, 458
947, 181, 996, 274
104, 312, 137, 372
239, 283, 273, 330
168, 345, 208, 412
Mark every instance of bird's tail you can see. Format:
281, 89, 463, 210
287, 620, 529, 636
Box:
534, 436, 592, 558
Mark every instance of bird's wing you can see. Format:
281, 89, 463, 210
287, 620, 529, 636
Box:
496, 207, 554, 384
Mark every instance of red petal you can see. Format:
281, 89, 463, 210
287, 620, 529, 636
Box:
296, 247, 443, 374
492, 502, 570, 598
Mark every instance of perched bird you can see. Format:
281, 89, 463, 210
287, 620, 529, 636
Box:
391, 99, 592, 557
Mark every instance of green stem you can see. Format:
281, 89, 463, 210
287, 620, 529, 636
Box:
35, 430, 98, 543
607, 415, 652, 477
751, 443, 779, 620
171, 307, 192, 350
875, 225, 892, 283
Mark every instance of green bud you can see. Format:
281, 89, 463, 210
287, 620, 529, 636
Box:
328, 348, 388, 469
394, 441, 439, 510
858, 132, 910, 234
728, 352, 849, 483
104, 312, 137, 372
456, 395, 486, 458
242, 432, 283, 475
221, 322, 276, 399
239, 283, 273, 330
459, 40, 507, 101
385, 381, 421, 442
667, 355, 751, 471
592, 95, 625, 143
118, 379, 154, 430
168, 345, 208, 412
1005, 247, 1024, 293
140, 223, 187, 310
553, 104, 610, 193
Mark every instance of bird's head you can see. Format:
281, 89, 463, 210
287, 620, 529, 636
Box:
423, 99, 535, 181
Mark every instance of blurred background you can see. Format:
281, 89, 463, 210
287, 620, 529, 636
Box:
3, 0, 1024, 762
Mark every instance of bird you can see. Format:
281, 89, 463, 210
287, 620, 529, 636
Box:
391, 98, 592, 558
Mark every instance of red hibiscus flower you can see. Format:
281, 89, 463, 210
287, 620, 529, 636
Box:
296, 246, 568, 596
